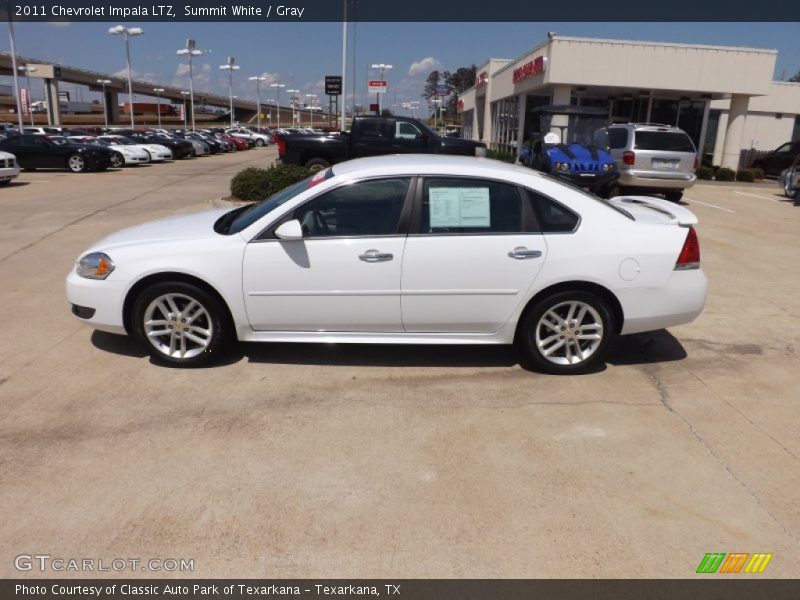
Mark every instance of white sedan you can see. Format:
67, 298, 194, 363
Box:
66, 155, 707, 374
0, 150, 20, 185
99, 136, 173, 162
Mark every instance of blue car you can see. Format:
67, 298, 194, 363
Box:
521, 105, 618, 196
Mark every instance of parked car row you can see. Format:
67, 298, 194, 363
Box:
0, 126, 270, 174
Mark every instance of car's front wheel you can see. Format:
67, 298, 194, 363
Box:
67, 153, 86, 173
255, 138, 265, 147
132, 282, 231, 367
784, 169, 796, 198
518, 291, 615, 375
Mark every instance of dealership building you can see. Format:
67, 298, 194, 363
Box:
457, 35, 800, 169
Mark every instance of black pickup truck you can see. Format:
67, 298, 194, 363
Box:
276, 117, 486, 170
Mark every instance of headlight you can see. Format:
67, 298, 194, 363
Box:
603, 163, 615, 172
475, 146, 487, 158
555, 162, 570, 172
76, 252, 115, 280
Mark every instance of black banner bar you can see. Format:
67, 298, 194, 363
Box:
4, 580, 800, 600
2, 0, 800, 22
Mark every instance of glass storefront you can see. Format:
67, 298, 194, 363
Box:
490, 96, 519, 152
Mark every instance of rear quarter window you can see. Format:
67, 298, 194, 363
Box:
525, 189, 580, 233
634, 131, 695, 152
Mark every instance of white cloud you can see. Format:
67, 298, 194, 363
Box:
305, 78, 325, 90
408, 57, 441, 77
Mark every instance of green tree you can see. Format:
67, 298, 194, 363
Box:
789, 70, 800, 82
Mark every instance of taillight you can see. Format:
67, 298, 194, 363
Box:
693, 155, 699, 170
622, 151, 635, 166
274, 134, 285, 157
675, 226, 700, 270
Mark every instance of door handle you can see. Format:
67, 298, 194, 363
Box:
359, 249, 394, 262
507, 247, 542, 259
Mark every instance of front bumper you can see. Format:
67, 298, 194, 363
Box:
550, 170, 618, 189
618, 169, 697, 190
0, 166, 20, 180
65, 269, 127, 335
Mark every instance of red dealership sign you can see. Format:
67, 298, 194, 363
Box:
475, 71, 488, 89
513, 56, 546, 84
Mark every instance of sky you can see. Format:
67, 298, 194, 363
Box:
3, 21, 799, 115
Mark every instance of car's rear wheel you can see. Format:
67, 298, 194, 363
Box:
67, 154, 86, 173
305, 158, 330, 172
110, 152, 125, 168
664, 190, 684, 203
132, 282, 231, 367
255, 138, 265, 147
518, 291, 614, 375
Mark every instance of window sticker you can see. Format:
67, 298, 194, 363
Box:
429, 187, 491, 228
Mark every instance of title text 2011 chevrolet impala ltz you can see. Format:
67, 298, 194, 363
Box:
66, 155, 707, 374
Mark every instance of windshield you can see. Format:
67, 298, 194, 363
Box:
221, 176, 318, 235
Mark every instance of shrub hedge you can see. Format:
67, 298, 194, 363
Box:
230, 164, 312, 202
715, 167, 736, 182
695, 166, 714, 180
736, 169, 756, 183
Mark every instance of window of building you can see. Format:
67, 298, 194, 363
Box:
490, 96, 519, 153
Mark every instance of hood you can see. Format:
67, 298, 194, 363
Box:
87, 208, 232, 252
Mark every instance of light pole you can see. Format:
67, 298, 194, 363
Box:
177, 38, 210, 132
370, 63, 392, 114
287, 89, 299, 125
108, 25, 143, 129
219, 56, 240, 128
18, 65, 37, 126
6, 12, 24, 132
248, 76, 267, 130
97, 79, 112, 127
180, 91, 190, 128
270, 83, 285, 128
306, 94, 319, 128
153, 87, 165, 127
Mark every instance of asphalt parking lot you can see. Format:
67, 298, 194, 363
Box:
0, 150, 798, 578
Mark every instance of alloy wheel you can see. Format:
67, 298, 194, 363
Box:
534, 300, 604, 366
68, 155, 85, 172
143, 293, 214, 359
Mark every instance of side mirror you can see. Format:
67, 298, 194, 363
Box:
274, 219, 303, 241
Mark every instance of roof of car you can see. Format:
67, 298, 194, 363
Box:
331, 154, 540, 179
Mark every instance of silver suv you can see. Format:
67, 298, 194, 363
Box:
594, 123, 697, 202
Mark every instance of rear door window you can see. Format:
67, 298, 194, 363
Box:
419, 178, 522, 234
633, 131, 695, 152
608, 128, 628, 149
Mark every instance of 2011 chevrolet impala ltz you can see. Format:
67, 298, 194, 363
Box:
66, 155, 707, 374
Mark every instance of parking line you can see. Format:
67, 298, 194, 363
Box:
685, 197, 735, 213
733, 190, 782, 203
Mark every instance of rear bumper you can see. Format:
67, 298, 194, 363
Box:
619, 169, 697, 190
618, 268, 708, 335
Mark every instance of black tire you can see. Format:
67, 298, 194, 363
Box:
305, 158, 331, 172
255, 138, 265, 147
784, 170, 796, 198
0, 179, 11, 186
132, 281, 232, 367
664, 190, 683, 203
66, 153, 86, 173
143, 149, 152, 163
603, 183, 621, 199
517, 290, 615, 375
110, 152, 125, 168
